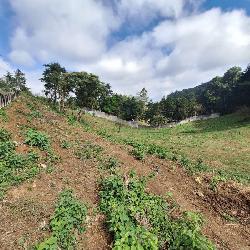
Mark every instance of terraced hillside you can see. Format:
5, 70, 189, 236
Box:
0, 94, 249, 249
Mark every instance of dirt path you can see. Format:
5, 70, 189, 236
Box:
0, 96, 249, 249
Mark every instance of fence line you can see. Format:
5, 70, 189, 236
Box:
82, 107, 220, 129
0, 91, 18, 109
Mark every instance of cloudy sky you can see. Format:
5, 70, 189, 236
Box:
0, 0, 250, 99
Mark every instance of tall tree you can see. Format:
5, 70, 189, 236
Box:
14, 69, 27, 91
41, 63, 66, 104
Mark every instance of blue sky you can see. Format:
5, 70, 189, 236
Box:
0, 0, 250, 99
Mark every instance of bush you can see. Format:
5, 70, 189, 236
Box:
35, 190, 87, 249
25, 129, 50, 150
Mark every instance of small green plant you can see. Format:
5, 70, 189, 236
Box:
67, 115, 77, 126
25, 129, 50, 150
0, 129, 40, 197
100, 171, 215, 250
210, 175, 227, 191
0, 128, 11, 142
130, 143, 147, 160
75, 142, 103, 160
30, 110, 42, 119
0, 109, 8, 122
60, 140, 71, 149
35, 190, 87, 250
99, 157, 120, 173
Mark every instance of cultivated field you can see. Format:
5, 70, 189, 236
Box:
0, 94, 249, 249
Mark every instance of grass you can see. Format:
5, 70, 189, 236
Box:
80, 112, 250, 184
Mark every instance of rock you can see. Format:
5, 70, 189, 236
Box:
195, 176, 202, 184
40, 163, 47, 169
196, 191, 205, 198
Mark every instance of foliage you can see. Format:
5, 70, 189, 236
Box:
0, 109, 8, 122
35, 190, 87, 250
41, 63, 67, 105
75, 141, 103, 160
100, 171, 215, 250
60, 140, 71, 149
0, 69, 27, 91
67, 114, 77, 125
25, 129, 50, 150
0, 129, 39, 198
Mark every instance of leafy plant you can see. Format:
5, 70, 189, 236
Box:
0, 109, 8, 122
100, 171, 215, 250
0, 128, 11, 142
35, 190, 87, 249
0, 129, 40, 197
60, 140, 71, 149
75, 141, 103, 160
25, 129, 50, 150
67, 115, 77, 126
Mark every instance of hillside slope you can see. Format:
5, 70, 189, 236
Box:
0, 94, 249, 249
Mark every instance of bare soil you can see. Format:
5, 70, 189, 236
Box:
0, 96, 249, 250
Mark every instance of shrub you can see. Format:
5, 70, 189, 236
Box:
35, 190, 87, 249
25, 129, 50, 150
100, 171, 215, 250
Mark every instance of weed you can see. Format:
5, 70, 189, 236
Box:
75, 141, 103, 160
0, 128, 11, 142
0, 130, 40, 197
100, 171, 215, 250
99, 157, 120, 173
35, 190, 87, 250
67, 115, 77, 126
0, 109, 8, 122
60, 140, 71, 149
30, 110, 42, 119
25, 129, 50, 151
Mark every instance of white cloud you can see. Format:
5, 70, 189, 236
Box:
9, 0, 119, 65
6, 1, 250, 99
0, 57, 12, 76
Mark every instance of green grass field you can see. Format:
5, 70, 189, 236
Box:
82, 112, 250, 183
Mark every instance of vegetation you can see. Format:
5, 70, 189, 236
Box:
35, 190, 87, 250
40, 62, 250, 126
100, 171, 215, 249
0, 128, 39, 198
0, 69, 27, 92
81, 112, 250, 185
25, 129, 50, 151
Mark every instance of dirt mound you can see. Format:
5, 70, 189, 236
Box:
205, 182, 250, 225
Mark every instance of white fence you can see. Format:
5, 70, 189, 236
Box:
161, 113, 220, 128
83, 107, 220, 129
0, 91, 17, 109
82, 108, 139, 128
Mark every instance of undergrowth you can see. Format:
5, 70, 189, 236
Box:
35, 190, 87, 250
0, 128, 40, 198
100, 171, 215, 250
25, 129, 50, 151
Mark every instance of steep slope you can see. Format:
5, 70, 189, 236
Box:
0, 94, 249, 249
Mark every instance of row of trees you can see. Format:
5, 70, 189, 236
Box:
0, 69, 27, 92
41, 63, 149, 120
41, 62, 250, 125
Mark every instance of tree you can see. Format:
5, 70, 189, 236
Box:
73, 72, 112, 110
41, 63, 66, 104
14, 69, 27, 91
136, 88, 149, 120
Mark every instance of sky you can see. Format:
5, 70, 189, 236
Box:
0, 0, 250, 100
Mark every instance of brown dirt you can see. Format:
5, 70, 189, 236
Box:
0, 96, 249, 250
